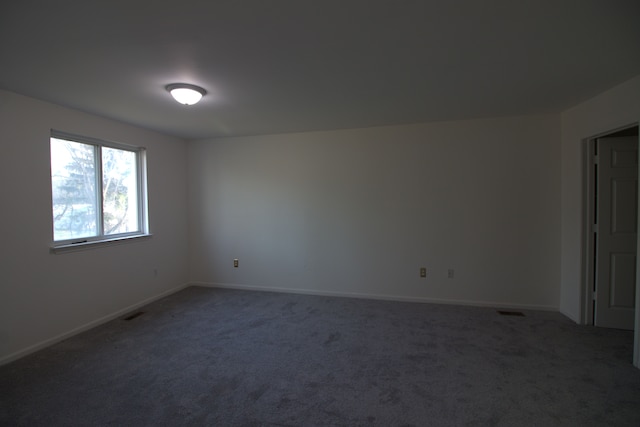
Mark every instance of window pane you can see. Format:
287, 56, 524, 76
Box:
50, 138, 98, 241
102, 147, 139, 235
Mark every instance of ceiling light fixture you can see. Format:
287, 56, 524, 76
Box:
166, 83, 207, 105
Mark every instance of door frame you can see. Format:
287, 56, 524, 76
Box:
581, 135, 596, 326
581, 123, 640, 366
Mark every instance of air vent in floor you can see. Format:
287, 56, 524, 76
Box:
123, 311, 145, 321
497, 310, 525, 316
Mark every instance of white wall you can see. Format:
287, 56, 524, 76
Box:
0, 90, 190, 363
4, 73, 637, 364
189, 114, 561, 309
560, 75, 640, 322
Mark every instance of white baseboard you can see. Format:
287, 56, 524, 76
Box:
191, 281, 559, 312
559, 307, 581, 324
1, 281, 560, 366
0, 283, 189, 366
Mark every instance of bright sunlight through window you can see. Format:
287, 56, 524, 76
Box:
50, 131, 148, 245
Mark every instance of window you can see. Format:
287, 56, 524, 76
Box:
50, 130, 148, 247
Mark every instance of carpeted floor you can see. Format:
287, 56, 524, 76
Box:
1, 286, 639, 426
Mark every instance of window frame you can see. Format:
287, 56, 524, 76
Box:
50, 129, 150, 251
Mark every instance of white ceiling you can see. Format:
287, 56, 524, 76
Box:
1, 1, 639, 140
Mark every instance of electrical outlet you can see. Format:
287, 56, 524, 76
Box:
448, 269, 454, 279
233, 259, 239, 268
420, 267, 426, 278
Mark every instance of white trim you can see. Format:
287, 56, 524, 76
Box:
51, 129, 146, 152
50, 233, 152, 254
96, 144, 104, 236
138, 150, 150, 235
559, 308, 580, 324
191, 281, 559, 312
581, 137, 597, 325
0, 283, 188, 366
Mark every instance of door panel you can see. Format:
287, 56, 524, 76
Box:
609, 252, 636, 308
595, 136, 637, 330
611, 178, 637, 233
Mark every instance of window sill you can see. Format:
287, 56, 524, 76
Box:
50, 234, 152, 254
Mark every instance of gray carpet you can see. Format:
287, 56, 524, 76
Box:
1, 286, 639, 426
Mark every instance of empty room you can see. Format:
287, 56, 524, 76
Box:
1, 1, 640, 425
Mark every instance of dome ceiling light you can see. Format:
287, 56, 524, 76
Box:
166, 83, 207, 105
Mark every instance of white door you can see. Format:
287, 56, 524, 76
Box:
595, 136, 638, 330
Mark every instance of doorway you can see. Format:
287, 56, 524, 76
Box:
583, 125, 639, 330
